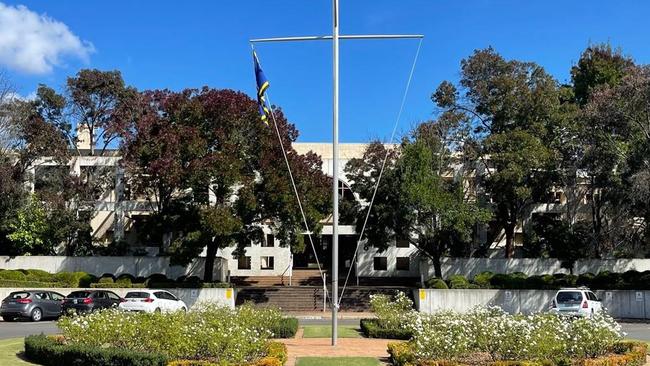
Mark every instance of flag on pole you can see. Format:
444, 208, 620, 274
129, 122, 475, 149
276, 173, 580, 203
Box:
253, 50, 270, 124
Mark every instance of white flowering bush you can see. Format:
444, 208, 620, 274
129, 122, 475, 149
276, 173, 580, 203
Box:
369, 291, 417, 331
406, 306, 623, 362
58, 303, 283, 364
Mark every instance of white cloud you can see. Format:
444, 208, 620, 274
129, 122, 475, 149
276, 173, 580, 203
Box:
0, 3, 94, 74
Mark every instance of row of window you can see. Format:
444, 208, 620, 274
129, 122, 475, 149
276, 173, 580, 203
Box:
373, 256, 410, 271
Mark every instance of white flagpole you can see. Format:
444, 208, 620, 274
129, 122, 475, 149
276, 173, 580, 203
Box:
331, 0, 340, 347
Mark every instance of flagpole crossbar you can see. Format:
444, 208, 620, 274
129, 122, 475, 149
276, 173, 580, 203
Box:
250, 34, 424, 43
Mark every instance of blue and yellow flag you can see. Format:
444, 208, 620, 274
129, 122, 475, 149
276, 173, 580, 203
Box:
253, 50, 270, 124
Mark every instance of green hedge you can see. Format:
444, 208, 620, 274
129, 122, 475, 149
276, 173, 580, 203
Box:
269, 317, 299, 338
387, 341, 647, 366
360, 318, 412, 340
24, 334, 168, 366
426, 270, 650, 290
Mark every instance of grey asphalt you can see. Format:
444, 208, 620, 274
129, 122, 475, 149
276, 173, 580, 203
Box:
0, 319, 649, 341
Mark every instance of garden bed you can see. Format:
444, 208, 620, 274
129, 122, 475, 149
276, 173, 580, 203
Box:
24, 304, 293, 366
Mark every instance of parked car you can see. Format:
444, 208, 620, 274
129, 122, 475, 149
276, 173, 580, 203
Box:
549, 288, 603, 317
1, 290, 66, 322
62, 290, 122, 314
118, 290, 187, 313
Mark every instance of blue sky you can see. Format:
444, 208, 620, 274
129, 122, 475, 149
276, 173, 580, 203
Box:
3, 0, 650, 142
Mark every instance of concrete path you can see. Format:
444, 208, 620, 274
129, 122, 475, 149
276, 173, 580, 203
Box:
279, 337, 392, 366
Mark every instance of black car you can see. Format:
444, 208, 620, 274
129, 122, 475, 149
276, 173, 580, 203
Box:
1, 290, 66, 321
62, 290, 123, 314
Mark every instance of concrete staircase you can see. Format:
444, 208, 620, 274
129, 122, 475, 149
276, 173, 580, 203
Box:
231, 269, 325, 287
235, 286, 414, 312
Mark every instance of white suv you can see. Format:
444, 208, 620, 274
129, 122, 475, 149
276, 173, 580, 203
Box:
118, 290, 187, 313
549, 288, 603, 317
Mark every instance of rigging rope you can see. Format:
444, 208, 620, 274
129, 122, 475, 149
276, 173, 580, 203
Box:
338, 38, 423, 306
252, 44, 331, 306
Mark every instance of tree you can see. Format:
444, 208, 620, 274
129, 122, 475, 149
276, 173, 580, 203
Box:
582, 65, 650, 256
433, 48, 559, 257
120, 88, 330, 281
571, 43, 634, 105
346, 119, 490, 278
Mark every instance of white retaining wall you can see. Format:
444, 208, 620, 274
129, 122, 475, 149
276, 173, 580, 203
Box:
0, 256, 228, 282
415, 289, 650, 319
420, 258, 650, 279
0, 287, 235, 309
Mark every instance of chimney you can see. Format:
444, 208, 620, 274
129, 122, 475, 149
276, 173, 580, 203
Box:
76, 124, 91, 151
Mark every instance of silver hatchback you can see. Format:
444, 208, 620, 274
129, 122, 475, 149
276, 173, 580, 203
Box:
0, 290, 66, 322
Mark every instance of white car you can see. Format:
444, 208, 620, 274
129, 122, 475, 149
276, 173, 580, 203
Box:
549, 288, 603, 317
118, 290, 187, 313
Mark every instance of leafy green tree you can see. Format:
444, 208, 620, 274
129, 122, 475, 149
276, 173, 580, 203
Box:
346, 119, 490, 278
571, 43, 634, 105
433, 48, 559, 257
4, 197, 51, 255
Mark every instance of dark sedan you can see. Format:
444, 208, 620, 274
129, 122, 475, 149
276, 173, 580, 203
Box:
62, 290, 123, 314
1, 290, 66, 322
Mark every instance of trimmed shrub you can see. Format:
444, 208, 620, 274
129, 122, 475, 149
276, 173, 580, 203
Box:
22, 269, 54, 282
117, 273, 136, 283
577, 273, 595, 288
388, 342, 416, 366
425, 277, 449, 289
360, 318, 412, 339
269, 317, 298, 338
98, 276, 115, 284
553, 273, 577, 288
90, 282, 146, 288
24, 334, 168, 366
592, 271, 623, 290
0, 280, 61, 288
473, 271, 494, 289
0, 270, 27, 281
447, 275, 471, 289
524, 275, 548, 290
100, 273, 116, 281
145, 273, 169, 286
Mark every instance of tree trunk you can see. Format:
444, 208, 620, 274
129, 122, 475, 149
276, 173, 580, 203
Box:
504, 222, 516, 258
203, 240, 217, 282
432, 254, 442, 278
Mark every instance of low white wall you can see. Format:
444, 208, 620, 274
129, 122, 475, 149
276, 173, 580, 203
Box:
0, 256, 228, 282
415, 289, 650, 319
0, 287, 235, 309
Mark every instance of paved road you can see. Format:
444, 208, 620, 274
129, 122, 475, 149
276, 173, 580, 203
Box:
0, 319, 648, 341
0, 320, 59, 339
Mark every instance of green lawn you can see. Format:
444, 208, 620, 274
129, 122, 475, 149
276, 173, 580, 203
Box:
0, 338, 37, 365
301, 325, 362, 338
296, 357, 380, 366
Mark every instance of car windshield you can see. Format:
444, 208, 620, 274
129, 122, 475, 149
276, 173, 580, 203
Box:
125, 292, 150, 299
557, 291, 583, 303
68, 291, 91, 298
8, 292, 30, 299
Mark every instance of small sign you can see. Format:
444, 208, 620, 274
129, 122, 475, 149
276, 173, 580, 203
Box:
606, 292, 613, 301
505, 291, 512, 301
636, 292, 643, 302
419, 289, 426, 300
226, 288, 233, 300
190, 289, 198, 298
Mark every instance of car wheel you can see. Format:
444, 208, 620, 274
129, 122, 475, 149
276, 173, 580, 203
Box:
182, 307, 187, 313
30, 308, 43, 322
154, 308, 161, 313
2, 316, 15, 322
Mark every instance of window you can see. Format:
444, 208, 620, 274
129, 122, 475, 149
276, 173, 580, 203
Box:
373, 257, 387, 271
49, 292, 64, 301
396, 238, 410, 248
263, 234, 275, 247
154, 291, 166, 299
34, 292, 47, 300
261, 256, 275, 270
93, 292, 107, 299
107, 292, 120, 300
396, 257, 410, 271
238, 256, 252, 270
